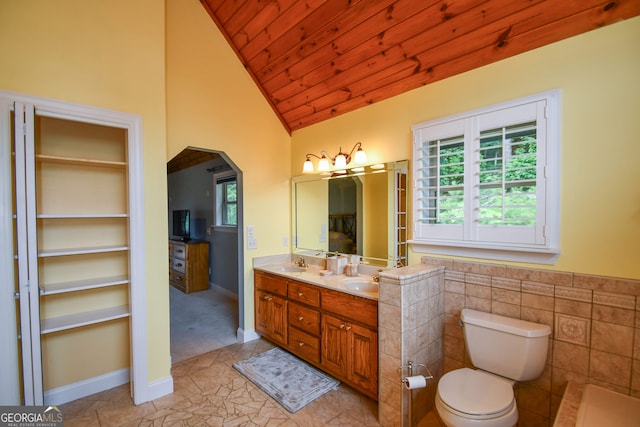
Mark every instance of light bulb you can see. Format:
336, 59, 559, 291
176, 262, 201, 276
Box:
318, 156, 330, 171
354, 148, 367, 164
303, 158, 314, 173
334, 153, 347, 169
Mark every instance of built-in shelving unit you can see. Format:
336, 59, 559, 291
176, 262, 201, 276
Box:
5, 95, 145, 406
30, 115, 131, 396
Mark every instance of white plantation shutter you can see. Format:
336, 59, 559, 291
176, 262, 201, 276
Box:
411, 91, 560, 261
414, 118, 467, 241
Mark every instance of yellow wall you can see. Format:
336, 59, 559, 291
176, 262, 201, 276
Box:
0, 0, 170, 384
292, 17, 640, 280
165, 0, 291, 332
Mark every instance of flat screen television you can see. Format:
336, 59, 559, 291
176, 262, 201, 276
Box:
172, 209, 190, 241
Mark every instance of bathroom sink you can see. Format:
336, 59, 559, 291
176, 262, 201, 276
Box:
343, 280, 378, 292
277, 265, 307, 272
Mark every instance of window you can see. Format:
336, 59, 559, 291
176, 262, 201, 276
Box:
411, 90, 560, 263
215, 173, 237, 227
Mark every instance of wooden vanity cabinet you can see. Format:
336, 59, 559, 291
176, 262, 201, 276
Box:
253, 270, 379, 400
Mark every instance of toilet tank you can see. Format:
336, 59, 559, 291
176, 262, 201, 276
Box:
461, 309, 551, 381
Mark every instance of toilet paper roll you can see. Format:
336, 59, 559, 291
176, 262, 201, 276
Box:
404, 375, 427, 390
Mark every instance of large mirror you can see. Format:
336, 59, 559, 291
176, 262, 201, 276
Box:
293, 160, 408, 267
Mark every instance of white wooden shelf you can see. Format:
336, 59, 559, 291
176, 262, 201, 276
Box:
40, 305, 130, 334
37, 213, 128, 219
40, 275, 129, 295
36, 154, 126, 169
38, 245, 129, 258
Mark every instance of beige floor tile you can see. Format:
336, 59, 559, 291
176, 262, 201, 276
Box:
62, 339, 388, 426
60, 288, 442, 426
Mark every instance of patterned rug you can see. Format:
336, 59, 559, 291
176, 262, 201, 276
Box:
232, 347, 340, 413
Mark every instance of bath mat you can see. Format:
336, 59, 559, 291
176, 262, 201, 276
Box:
232, 347, 340, 413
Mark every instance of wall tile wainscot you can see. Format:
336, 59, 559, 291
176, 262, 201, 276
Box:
422, 256, 640, 427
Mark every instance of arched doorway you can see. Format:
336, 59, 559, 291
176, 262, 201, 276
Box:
167, 147, 243, 363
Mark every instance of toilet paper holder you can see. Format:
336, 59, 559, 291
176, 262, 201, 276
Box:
400, 360, 433, 385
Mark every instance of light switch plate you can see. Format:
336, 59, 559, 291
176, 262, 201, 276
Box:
247, 237, 257, 249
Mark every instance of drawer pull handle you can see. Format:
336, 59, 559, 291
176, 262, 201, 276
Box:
298, 342, 305, 347
345, 326, 352, 331
175, 263, 183, 268
263, 296, 273, 301
339, 323, 345, 329
298, 316, 304, 321
298, 292, 304, 297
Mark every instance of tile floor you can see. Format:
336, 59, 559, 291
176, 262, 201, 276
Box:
60, 339, 382, 426
60, 285, 444, 426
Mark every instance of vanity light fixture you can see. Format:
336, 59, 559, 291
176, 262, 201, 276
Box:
303, 142, 367, 173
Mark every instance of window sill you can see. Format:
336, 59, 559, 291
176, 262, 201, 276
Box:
211, 225, 238, 233
408, 240, 559, 264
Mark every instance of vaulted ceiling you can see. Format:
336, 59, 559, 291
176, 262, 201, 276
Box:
201, 0, 639, 134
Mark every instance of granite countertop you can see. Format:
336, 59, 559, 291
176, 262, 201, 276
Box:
253, 254, 380, 300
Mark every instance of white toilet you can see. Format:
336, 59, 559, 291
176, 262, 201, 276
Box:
435, 309, 551, 427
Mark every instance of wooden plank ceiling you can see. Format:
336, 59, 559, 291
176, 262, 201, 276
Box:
201, 0, 640, 133
167, 148, 220, 173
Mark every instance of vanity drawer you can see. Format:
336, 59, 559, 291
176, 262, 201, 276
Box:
255, 271, 287, 296
321, 287, 377, 328
288, 281, 320, 307
288, 327, 320, 364
172, 257, 186, 274
288, 302, 320, 336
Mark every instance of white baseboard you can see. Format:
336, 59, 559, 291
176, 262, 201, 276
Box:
43, 368, 174, 406
44, 368, 129, 406
237, 328, 260, 343
135, 375, 173, 405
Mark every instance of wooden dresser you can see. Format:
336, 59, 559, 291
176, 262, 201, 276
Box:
169, 240, 209, 293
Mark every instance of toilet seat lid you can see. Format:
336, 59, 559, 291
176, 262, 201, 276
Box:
438, 368, 514, 417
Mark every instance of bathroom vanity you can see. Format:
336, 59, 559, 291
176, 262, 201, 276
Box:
253, 266, 378, 400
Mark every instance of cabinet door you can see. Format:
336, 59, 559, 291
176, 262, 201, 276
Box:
255, 290, 287, 347
321, 314, 347, 377
270, 294, 288, 346
346, 323, 378, 397
255, 290, 271, 337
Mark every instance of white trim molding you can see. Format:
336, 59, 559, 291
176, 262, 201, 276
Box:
237, 328, 260, 343
44, 368, 130, 406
